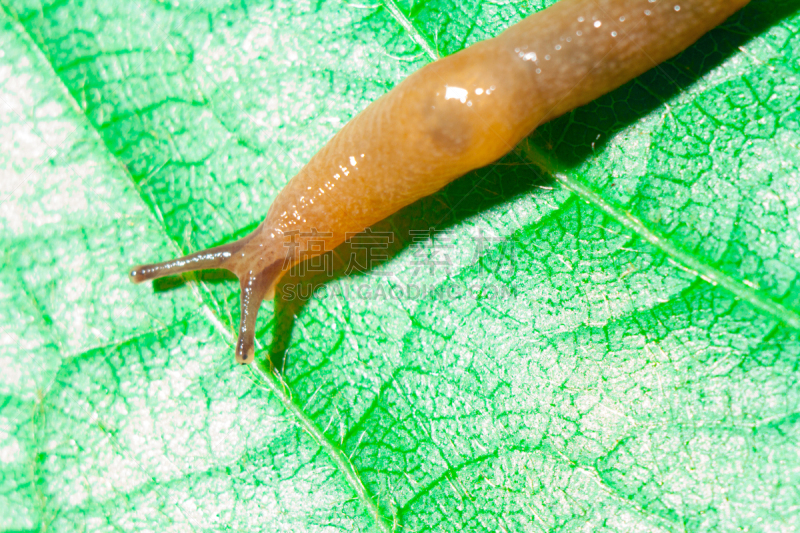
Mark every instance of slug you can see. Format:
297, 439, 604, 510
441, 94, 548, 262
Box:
130, 0, 750, 364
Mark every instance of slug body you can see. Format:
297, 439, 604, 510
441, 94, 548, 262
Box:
130, 0, 750, 364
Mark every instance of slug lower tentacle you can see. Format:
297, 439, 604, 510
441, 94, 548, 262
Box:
130, 0, 750, 364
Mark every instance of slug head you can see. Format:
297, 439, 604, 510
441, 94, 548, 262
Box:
129, 236, 284, 364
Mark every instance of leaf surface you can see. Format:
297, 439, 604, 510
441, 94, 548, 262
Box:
1, 0, 799, 531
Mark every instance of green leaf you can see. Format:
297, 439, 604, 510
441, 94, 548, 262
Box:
2, 0, 799, 531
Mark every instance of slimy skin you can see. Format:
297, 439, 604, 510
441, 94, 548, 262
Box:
130, 0, 750, 364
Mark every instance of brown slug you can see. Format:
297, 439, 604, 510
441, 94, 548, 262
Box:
130, 0, 751, 364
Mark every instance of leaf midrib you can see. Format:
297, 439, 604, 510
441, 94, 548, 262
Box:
552, 169, 800, 329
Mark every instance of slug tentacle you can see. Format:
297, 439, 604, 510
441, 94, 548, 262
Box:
129, 238, 251, 284
235, 260, 283, 364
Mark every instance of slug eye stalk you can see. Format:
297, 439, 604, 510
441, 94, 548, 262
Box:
129, 240, 246, 284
